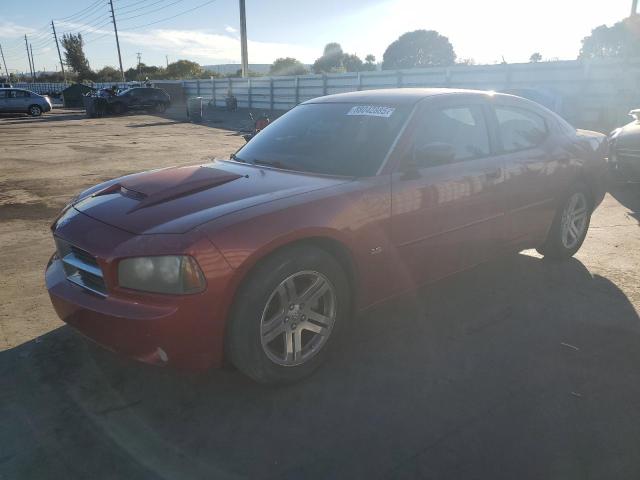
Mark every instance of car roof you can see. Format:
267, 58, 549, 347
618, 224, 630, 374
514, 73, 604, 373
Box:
302, 88, 500, 106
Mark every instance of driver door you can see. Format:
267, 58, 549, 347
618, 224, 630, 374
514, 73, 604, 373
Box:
391, 97, 507, 287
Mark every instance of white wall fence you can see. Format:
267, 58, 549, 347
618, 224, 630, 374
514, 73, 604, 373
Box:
183, 59, 640, 130
12, 82, 135, 94
12, 59, 640, 130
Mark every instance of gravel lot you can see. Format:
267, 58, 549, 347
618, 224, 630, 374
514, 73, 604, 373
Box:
1, 109, 639, 479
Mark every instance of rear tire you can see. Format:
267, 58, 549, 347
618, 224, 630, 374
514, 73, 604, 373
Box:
28, 104, 42, 117
227, 246, 350, 384
154, 102, 167, 113
536, 183, 592, 260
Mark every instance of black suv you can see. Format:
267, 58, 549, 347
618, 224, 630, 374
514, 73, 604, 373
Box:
109, 87, 170, 114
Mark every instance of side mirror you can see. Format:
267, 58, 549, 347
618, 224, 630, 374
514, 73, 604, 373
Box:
407, 143, 456, 170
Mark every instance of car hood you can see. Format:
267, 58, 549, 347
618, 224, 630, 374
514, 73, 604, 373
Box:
615, 119, 640, 148
73, 161, 350, 234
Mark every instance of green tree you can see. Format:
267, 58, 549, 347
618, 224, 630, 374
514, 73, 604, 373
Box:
61, 33, 92, 79
95, 66, 121, 82
342, 53, 364, 72
382, 30, 456, 70
270, 57, 308, 76
313, 43, 346, 73
362, 54, 377, 71
164, 59, 203, 79
529, 52, 542, 63
579, 16, 640, 60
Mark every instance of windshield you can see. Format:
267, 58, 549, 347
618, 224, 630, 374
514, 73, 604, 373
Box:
236, 103, 411, 176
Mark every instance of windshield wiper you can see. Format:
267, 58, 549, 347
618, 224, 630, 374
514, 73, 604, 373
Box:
230, 153, 249, 163
252, 159, 295, 170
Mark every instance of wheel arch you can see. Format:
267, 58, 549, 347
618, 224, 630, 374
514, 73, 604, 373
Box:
27, 103, 42, 114
220, 233, 359, 363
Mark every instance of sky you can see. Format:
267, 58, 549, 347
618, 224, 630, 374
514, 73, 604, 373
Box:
0, 0, 634, 73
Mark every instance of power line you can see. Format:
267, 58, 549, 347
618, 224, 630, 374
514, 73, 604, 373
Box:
55, 0, 104, 22
120, 0, 218, 30
117, 0, 172, 16
118, 0, 184, 22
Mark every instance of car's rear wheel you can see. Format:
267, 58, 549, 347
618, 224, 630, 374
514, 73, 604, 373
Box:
537, 183, 592, 260
227, 246, 350, 384
28, 104, 42, 117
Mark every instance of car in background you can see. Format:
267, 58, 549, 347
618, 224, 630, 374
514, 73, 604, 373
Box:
609, 109, 640, 182
107, 87, 171, 114
46, 89, 609, 384
0, 88, 52, 116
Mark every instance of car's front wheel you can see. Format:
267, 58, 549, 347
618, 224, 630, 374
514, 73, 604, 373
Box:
537, 184, 592, 260
227, 246, 350, 384
28, 104, 42, 117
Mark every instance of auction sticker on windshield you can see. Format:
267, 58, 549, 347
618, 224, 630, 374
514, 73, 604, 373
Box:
346, 105, 396, 117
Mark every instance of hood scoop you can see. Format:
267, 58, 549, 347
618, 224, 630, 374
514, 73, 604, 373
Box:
97, 165, 243, 213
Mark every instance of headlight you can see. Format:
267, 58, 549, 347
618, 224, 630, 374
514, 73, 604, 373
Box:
118, 256, 205, 294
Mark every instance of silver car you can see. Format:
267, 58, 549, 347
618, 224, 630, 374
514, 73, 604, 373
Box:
0, 88, 52, 116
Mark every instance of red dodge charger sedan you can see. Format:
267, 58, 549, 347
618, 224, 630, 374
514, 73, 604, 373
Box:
46, 89, 608, 383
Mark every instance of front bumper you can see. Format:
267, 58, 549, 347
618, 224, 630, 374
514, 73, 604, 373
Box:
45, 211, 235, 370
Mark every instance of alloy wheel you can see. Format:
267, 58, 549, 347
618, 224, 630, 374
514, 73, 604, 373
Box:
560, 192, 588, 249
260, 270, 337, 367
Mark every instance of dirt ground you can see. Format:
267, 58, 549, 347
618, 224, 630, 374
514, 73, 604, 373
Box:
1, 109, 640, 479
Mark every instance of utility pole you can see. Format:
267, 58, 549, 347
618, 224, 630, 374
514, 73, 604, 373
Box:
633, 0, 638, 15
24, 35, 34, 81
51, 21, 66, 81
239, 0, 249, 77
166, 54, 169, 68
109, 0, 125, 82
30, 44, 36, 79
136, 52, 142, 79
0, 44, 9, 80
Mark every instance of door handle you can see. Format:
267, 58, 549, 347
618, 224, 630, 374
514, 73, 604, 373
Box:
485, 168, 501, 179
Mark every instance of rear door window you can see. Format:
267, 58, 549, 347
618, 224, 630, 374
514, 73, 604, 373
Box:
494, 106, 548, 152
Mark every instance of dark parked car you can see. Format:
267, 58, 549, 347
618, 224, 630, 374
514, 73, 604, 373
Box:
0, 88, 52, 116
46, 89, 608, 384
108, 87, 170, 114
609, 109, 640, 182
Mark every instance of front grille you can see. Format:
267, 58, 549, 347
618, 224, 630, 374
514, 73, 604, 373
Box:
55, 238, 107, 297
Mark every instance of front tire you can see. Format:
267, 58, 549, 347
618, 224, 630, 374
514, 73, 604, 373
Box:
227, 246, 350, 384
537, 184, 592, 260
28, 104, 42, 117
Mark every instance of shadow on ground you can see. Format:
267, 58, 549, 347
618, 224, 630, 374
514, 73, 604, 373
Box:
609, 183, 640, 224
2, 253, 640, 480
